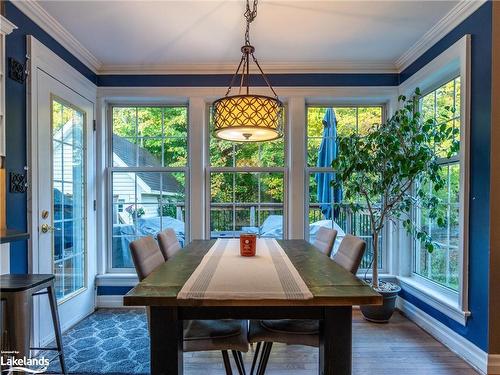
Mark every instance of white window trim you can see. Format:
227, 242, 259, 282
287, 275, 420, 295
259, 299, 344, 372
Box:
398, 34, 471, 325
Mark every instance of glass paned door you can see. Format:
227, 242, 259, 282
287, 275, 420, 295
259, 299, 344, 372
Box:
52, 97, 86, 300
34, 67, 95, 347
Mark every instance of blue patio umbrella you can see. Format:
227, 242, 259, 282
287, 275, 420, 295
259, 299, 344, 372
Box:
315, 108, 342, 220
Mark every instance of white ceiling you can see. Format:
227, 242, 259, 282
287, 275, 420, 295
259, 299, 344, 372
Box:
34, 0, 460, 72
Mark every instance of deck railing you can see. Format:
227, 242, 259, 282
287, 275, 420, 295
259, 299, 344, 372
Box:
210, 203, 383, 270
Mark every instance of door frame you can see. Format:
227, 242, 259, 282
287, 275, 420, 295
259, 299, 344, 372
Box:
27, 35, 97, 341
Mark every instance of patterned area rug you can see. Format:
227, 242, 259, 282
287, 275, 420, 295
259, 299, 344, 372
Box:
47, 309, 150, 374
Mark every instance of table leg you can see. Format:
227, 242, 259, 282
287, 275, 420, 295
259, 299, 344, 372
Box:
319, 306, 352, 375
150, 307, 183, 375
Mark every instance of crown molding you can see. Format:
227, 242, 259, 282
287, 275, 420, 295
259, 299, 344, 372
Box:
11, 0, 101, 72
396, 0, 487, 72
0, 14, 17, 35
98, 60, 398, 75
7, 0, 487, 76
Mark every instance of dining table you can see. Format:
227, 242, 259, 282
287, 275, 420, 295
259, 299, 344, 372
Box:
124, 239, 382, 375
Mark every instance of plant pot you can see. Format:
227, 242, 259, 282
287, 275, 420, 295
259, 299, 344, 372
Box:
360, 281, 401, 323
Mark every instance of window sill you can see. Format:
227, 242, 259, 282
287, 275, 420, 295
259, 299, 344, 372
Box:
96, 273, 138, 287
398, 276, 470, 326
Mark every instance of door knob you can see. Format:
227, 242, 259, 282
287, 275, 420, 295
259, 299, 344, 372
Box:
41, 224, 59, 233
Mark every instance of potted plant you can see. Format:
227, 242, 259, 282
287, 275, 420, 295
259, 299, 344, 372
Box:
332, 89, 459, 323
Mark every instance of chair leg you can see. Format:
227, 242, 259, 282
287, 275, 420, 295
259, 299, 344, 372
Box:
222, 350, 233, 375
232, 350, 246, 375
237, 351, 246, 375
47, 284, 67, 375
257, 342, 273, 375
250, 342, 261, 375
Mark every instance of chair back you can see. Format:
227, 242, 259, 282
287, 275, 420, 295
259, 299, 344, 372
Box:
129, 236, 165, 281
313, 227, 338, 257
332, 235, 366, 274
157, 228, 181, 260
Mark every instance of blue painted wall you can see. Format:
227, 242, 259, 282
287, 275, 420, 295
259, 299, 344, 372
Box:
399, 2, 492, 351
3, 0, 493, 352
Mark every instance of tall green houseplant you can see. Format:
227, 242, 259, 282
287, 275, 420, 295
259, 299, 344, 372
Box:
332, 89, 459, 290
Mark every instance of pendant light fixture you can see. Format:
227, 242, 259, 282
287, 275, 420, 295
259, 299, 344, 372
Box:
213, 0, 283, 142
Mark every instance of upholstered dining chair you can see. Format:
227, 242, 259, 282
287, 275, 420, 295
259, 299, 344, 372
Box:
248, 235, 367, 375
129, 236, 249, 375
312, 227, 338, 257
157, 228, 182, 260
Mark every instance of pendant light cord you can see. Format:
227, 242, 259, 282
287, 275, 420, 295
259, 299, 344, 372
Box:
224, 0, 279, 100
244, 0, 258, 46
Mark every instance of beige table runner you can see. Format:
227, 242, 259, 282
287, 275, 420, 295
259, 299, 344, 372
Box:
177, 238, 313, 300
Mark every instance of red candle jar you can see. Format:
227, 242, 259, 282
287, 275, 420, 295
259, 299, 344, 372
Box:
240, 234, 257, 257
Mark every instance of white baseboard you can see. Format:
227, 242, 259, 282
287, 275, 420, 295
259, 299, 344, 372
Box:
96, 295, 125, 308
397, 297, 493, 374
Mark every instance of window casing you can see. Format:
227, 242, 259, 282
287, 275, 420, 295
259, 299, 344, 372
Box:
107, 105, 189, 271
305, 106, 385, 270
206, 107, 287, 239
397, 35, 471, 324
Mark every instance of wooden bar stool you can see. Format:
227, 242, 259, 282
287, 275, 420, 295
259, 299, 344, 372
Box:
0, 274, 67, 375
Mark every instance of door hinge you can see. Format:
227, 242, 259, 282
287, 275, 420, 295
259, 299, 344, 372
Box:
93, 119, 96, 131
93, 200, 97, 211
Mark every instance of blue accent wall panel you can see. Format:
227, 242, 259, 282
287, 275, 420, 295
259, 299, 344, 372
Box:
399, 1, 492, 351
97, 73, 399, 87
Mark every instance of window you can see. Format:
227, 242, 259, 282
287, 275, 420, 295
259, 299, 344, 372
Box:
208, 110, 286, 239
108, 106, 188, 269
413, 77, 461, 291
306, 106, 384, 269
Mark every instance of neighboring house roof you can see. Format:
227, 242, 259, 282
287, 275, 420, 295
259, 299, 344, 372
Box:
113, 134, 182, 193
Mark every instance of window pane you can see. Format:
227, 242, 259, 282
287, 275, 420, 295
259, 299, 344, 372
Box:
111, 171, 186, 268
210, 172, 284, 239
259, 208, 284, 239
211, 172, 233, 203
113, 137, 138, 167
112, 107, 136, 137
137, 138, 162, 166
260, 139, 285, 167
421, 78, 461, 158
260, 173, 284, 203
358, 107, 382, 136
164, 107, 188, 138
210, 140, 234, 167
235, 173, 258, 203
137, 107, 163, 137
235, 143, 259, 167
164, 138, 188, 167
414, 162, 460, 291
307, 138, 322, 167
335, 108, 357, 137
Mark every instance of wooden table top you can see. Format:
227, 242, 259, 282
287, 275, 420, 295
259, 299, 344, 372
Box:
124, 239, 382, 307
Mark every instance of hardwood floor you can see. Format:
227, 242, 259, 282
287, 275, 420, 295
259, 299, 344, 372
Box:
184, 310, 479, 375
